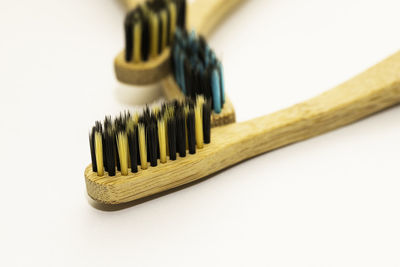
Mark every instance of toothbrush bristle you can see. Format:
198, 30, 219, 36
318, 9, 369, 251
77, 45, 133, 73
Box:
89, 97, 210, 177
172, 28, 226, 114
124, 0, 186, 62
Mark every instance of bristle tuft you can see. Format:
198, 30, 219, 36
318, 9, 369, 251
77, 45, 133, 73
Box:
88, 98, 211, 177
124, 0, 186, 62
171, 28, 225, 114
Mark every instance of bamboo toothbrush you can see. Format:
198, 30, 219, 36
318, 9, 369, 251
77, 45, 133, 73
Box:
115, 0, 186, 85
117, 0, 238, 126
115, 0, 244, 85
85, 50, 400, 204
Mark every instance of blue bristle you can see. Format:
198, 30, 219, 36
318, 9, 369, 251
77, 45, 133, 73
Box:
218, 61, 225, 104
175, 28, 184, 44
197, 61, 205, 74
178, 52, 186, 94
211, 68, 221, 113
189, 30, 197, 50
204, 46, 210, 66
210, 51, 216, 64
173, 43, 180, 81
171, 28, 226, 113
190, 55, 199, 67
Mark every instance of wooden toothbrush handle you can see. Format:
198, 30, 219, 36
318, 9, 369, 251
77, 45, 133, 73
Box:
188, 0, 245, 37
213, 50, 400, 165
85, 51, 400, 204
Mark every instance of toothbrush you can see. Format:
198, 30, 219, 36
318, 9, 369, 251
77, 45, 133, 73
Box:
114, 0, 245, 85
85, 50, 400, 204
116, 0, 238, 126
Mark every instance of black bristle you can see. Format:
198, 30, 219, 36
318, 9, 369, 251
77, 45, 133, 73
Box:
136, 124, 141, 166
199, 69, 208, 98
128, 128, 138, 173
155, 120, 160, 159
114, 116, 124, 172
104, 127, 116, 176
147, 123, 158, 167
157, 14, 162, 54
102, 118, 110, 174
176, 110, 186, 157
187, 108, 196, 154
124, 7, 144, 62
124, 11, 134, 61
101, 131, 107, 173
167, 116, 177, 160
88, 93, 214, 177
95, 121, 102, 132
115, 136, 121, 172
198, 35, 207, 58
193, 66, 201, 96
125, 23, 133, 62
184, 58, 192, 97
166, 5, 171, 45
176, 0, 186, 28
141, 13, 150, 61
202, 101, 211, 144
144, 115, 152, 162
205, 66, 213, 102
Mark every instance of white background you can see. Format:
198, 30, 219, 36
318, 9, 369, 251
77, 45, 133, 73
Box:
1, 0, 400, 266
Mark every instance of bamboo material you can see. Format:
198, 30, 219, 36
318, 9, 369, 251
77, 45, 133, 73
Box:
114, 48, 171, 85
114, 0, 245, 85
86, 51, 400, 204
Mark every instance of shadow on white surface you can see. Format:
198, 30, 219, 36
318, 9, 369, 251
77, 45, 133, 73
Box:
85, 166, 235, 211
114, 81, 164, 105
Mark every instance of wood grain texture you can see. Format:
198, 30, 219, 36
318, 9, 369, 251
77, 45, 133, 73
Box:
86, 51, 400, 204
114, 48, 171, 85
114, 0, 245, 85
162, 74, 236, 127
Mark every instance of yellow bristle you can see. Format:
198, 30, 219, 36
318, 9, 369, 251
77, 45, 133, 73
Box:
164, 112, 169, 155
126, 119, 134, 133
132, 112, 139, 124
158, 119, 167, 163
165, 105, 175, 154
95, 132, 104, 176
117, 132, 129, 175
133, 23, 142, 63
126, 120, 135, 169
195, 98, 204, 149
149, 12, 159, 58
168, 2, 177, 42
160, 10, 168, 50
152, 106, 160, 116
138, 123, 148, 170
197, 95, 205, 105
